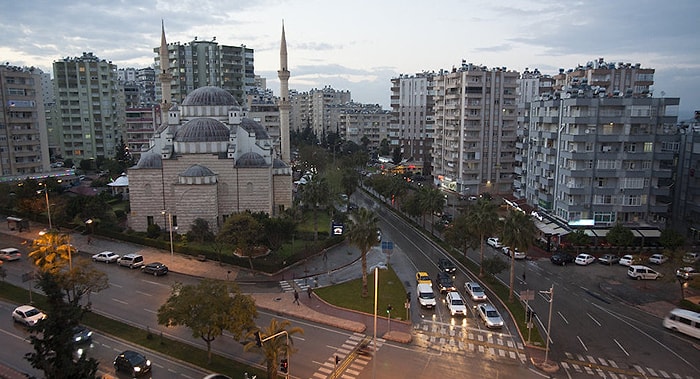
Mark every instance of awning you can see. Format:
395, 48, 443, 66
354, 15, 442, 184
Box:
637, 229, 661, 238
584, 229, 597, 237
593, 229, 609, 237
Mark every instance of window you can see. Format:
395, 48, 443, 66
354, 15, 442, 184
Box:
644, 142, 653, 152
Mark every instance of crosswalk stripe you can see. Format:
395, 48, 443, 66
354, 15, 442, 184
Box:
658, 370, 670, 378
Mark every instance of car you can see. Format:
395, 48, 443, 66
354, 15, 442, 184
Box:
550, 253, 574, 266
464, 282, 487, 302
648, 254, 668, 265
142, 262, 169, 276
416, 283, 437, 309
501, 246, 525, 259
598, 254, 620, 265
92, 251, 120, 263
445, 291, 467, 316
628, 265, 662, 280
477, 303, 504, 328
12, 305, 46, 327
438, 258, 457, 275
72, 325, 93, 344
435, 272, 456, 294
416, 271, 431, 286
575, 253, 596, 265
682, 252, 700, 264
487, 237, 502, 249
114, 350, 152, 377
0, 247, 21, 261
676, 266, 700, 280
117, 253, 144, 269
619, 254, 637, 266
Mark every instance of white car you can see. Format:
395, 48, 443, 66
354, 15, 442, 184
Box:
13, 305, 46, 327
0, 247, 21, 261
619, 254, 636, 266
487, 237, 501, 249
465, 282, 487, 302
502, 247, 526, 260
92, 251, 120, 263
575, 253, 596, 265
628, 265, 662, 280
445, 291, 467, 316
648, 254, 668, 265
477, 303, 504, 328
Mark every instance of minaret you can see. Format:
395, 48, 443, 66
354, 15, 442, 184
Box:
159, 20, 173, 121
277, 21, 291, 162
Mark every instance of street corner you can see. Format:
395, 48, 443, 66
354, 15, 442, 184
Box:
382, 330, 412, 344
530, 358, 559, 374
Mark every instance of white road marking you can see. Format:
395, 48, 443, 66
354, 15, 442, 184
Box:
614, 339, 629, 356
577, 335, 588, 351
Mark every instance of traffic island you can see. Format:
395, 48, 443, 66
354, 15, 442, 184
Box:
531, 358, 559, 374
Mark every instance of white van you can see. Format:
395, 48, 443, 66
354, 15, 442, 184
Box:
662, 308, 700, 339
417, 283, 436, 309
117, 253, 144, 269
627, 265, 661, 280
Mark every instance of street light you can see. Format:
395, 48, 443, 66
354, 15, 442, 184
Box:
37, 183, 52, 230
161, 210, 174, 264
256, 330, 290, 379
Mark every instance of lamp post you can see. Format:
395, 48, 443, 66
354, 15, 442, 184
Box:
38, 183, 52, 230
256, 330, 290, 379
540, 285, 555, 364
161, 210, 174, 264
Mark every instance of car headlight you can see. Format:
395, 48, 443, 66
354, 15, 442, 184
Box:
134, 366, 141, 372
146, 360, 151, 366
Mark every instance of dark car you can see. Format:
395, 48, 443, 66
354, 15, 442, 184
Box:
142, 262, 169, 276
72, 325, 93, 344
438, 258, 457, 275
435, 272, 456, 294
550, 253, 574, 266
598, 254, 620, 265
114, 350, 151, 377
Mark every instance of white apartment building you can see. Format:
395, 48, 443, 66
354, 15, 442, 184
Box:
431, 63, 519, 196
390, 72, 434, 172
338, 103, 391, 150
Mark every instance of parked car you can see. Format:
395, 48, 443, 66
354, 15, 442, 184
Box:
114, 350, 151, 377
416, 271, 432, 286
435, 272, 456, 294
627, 265, 662, 280
416, 283, 437, 309
487, 237, 501, 249
12, 305, 46, 327
445, 291, 467, 317
682, 252, 700, 264
438, 258, 457, 275
0, 247, 21, 261
92, 251, 120, 263
676, 267, 700, 280
619, 254, 637, 266
117, 253, 144, 269
465, 282, 487, 302
550, 253, 574, 266
575, 253, 596, 266
648, 254, 668, 265
477, 303, 504, 328
598, 254, 620, 265
142, 262, 169, 276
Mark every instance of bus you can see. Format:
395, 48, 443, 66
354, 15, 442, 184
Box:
662, 308, 700, 339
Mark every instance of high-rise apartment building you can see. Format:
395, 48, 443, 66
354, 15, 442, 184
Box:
338, 103, 391, 151
52, 52, 123, 165
431, 62, 519, 195
289, 87, 351, 138
0, 64, 50, 177
125, 106, 161, 161
154, 37, 255, 106
390, 72, 434, 172
674, 112, 700, 240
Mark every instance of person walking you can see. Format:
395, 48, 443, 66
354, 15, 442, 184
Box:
293, 290, 300, 305
307, 286, 313, 299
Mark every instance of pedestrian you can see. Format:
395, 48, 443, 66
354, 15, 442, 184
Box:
293, 290, 300, 305
307, 286, 312, 298
87, 236, 92, 245
323, 250, 328, 261
522, 272, 526, 283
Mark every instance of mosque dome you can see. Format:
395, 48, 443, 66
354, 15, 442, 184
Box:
240, 118, 270, 139
135, 152, 162, 169
236, 152, 267, 167
181, 164, 215, 177
175, 118, 230, 142
182, 86, 239, 107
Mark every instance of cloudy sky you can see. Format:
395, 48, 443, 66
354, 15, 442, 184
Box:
2, 0, 698, 119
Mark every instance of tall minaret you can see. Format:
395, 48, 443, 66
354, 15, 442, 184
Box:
159, 20, 173, 121
277, 21, 291, 162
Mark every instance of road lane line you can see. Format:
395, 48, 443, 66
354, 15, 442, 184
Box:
577, 335, 588, 351
614, 339, 630, 356
136, 290, 152, 297
587, 312, 601, 326
112, 298, 128, 305
557, 311, 569, 324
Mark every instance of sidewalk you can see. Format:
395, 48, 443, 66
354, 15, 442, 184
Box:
2, 220, 413, 344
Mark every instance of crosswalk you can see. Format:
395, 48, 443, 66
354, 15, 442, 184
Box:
279, 279, 312, 293
311, 333, 383, 379
561, 352, 694, 379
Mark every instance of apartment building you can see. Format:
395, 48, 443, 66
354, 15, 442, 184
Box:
524, 95, 679, 227
246, 87, 281, 156
0, 64, 50, 177
289, 87, 351, 138
338, 103, 391, 151
390, 72, 434, 172
674, 112, 700, 240
52, 52, 123, 166
125, 106, 161, 161
431, 62, 519, 196
154, 38, 255, 106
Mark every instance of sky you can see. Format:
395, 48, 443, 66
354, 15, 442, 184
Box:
2, 0, 699, 120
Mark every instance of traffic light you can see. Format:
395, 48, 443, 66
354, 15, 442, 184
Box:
526, 307, 535, 322
406, 292, 411, 303
335, 355, 340, 365
386, 304, 393, 314
254, 331, 262, 347
280, 358, 288, 373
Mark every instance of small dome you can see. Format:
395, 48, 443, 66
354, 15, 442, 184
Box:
273, 158, 289, 168
182, 86, 239, 107
135, 152, 162, 169
240, 118, 270, 139
236, 152, 267, 167
175, 118, 230, 142
181, 164, 215, 177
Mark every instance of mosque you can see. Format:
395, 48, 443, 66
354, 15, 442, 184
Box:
126, 24, 293, 233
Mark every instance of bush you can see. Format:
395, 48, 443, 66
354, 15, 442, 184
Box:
146, 223, 161, 239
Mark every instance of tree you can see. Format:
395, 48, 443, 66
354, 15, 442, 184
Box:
217, 213, 265, 270
157, 279, 257, 364
340, 168, 359, 208
29, 232, 76, 274
463, 198, 499, 277
114, 136, 134, 172
606, 223, 635, 249
252, 212, 297, 251
347, 208, 380, 297
243, 318, 304, 379
378, 138, 391, 156
186, 218, 215, 244
391, 146, 403, 164
482, 255, 509, 277
298, 176, 330, 241
418, 187, 445, 235
659, 228, 685, 253
500, 209, 537, 301
565, 229, 590, 253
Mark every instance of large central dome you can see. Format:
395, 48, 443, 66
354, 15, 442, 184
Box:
182, 86, 239, 106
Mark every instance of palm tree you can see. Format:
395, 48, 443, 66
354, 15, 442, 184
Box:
299, 176, 330, 241
464, 198, 499, 277
500, 209, 537, 301
347, 207, 380, 297
244, 318, 304, 379
418, 187, 445, 234
28, 231, 76, 273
